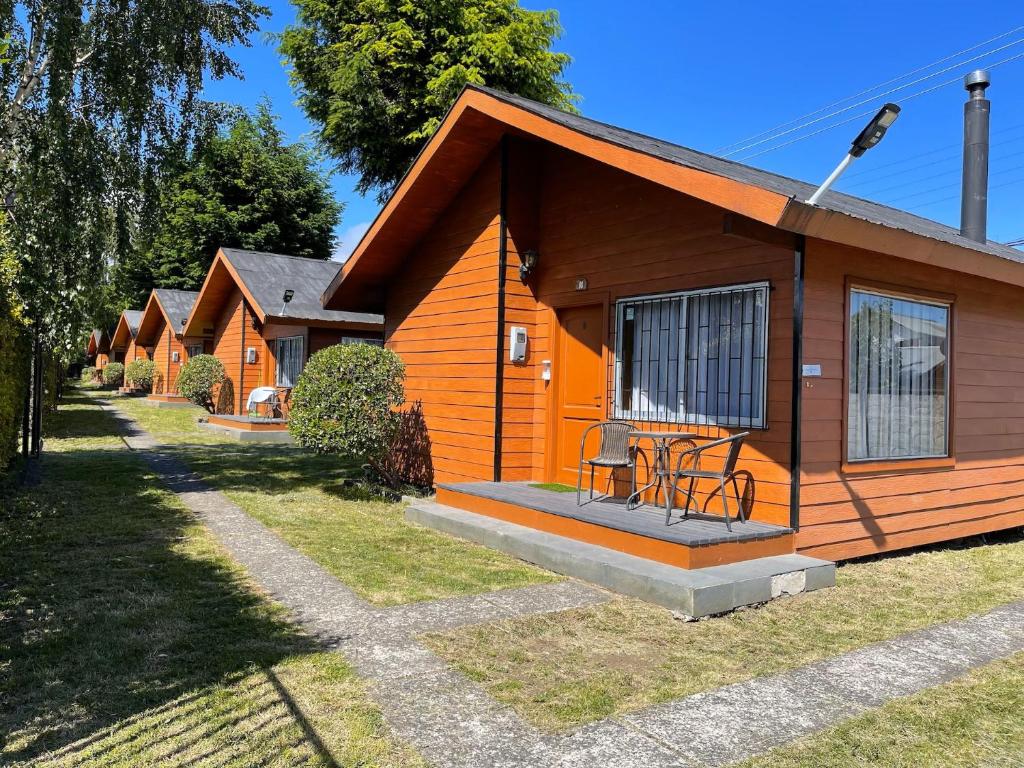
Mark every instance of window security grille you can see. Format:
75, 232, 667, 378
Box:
612, 283, 769, 428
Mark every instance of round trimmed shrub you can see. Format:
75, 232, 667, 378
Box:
102, 362, 124, 387
125, 358, 156, 391
80, 365, 96, 383
176, 354, 225, 413
289, 343, 405, 483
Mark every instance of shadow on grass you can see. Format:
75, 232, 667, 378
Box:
0, 410, 341, 764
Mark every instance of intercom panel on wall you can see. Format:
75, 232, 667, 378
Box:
509, 326, 527, 362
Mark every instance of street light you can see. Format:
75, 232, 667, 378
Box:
806, 103, 901, 206
279, 289, 295, 316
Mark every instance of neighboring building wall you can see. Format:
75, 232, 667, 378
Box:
518, 146, 795, 526
211, 287, 262, 413
149, 318, 187, 394
798, 239, 1024, 559
385, 151, 502, 484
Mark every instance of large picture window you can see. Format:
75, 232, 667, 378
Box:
848, 288, 950, 461
275, 336, 304, 388
614, 283, 769, 427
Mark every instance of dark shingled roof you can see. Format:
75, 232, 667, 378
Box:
221, 248, 383, 325
471, 86, 1024, 265
122, 310, 143, 337
154, 289, 199, 333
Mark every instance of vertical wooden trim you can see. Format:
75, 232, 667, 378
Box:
789, 234, 805, 531
165, 328, 171, 394
239, 301, 247, 414
493, 135, 509, 482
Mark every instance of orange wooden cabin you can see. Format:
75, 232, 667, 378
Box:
85, 329, 111, 370
323, 85, 1024, 565
109, 310, 147, 365
135, 289, 202, 398
182, 248, 384, 419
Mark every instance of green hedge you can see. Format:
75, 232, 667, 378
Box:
102, 362, 124, 387
177, 354, 225, 413
125, 358, 156, 391
0, 226, 29, 471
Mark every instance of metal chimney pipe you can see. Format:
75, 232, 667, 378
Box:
960, 69, 990, 243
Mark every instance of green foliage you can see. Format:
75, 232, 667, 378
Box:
280, 0, 576, 198
289, 343, 405, 481
0, 223, 29, 470
102, 363, 125, 387
125, 358, 156, 391
81, 366, 97, 383
176, 354, 225, 413
116, 103, 342, 305
1, 0, 267, 359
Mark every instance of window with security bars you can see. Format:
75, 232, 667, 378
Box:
275, 336, 304, 388
847, 288, 950, 461
613, 283, 769, 428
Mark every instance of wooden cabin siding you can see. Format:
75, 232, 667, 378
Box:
385, 151, 502, 484
522, 147, 795, 525
148, 318, 187, 394
798, 239, 1024, 559
211, 288, 262, 414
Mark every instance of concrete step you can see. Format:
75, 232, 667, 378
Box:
406, 500, 835, 618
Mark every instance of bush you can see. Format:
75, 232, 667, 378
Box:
176, 354, 225, 413
125, 358, 156, 391
102, 362, 124, 387
289, 343, 405, 484
81, 366, 96, 383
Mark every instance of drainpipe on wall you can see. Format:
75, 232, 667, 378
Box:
493, 135, 510, 483
789, 234, 805, 531
239, 302, 247, 415
166, 328, 171, 395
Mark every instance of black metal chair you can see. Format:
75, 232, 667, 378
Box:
576, 421, 636, 506
665, 432, 750, 531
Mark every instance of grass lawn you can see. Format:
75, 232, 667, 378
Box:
423, 528, 1024, 731
738, 652, 1024, 768
1, 392, 424, 767
99, 390, 558, 606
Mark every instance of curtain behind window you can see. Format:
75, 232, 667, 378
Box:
848, 289, 949, 460
276, 336, 304, 387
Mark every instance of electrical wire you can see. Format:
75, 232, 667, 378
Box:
846, 145, 1024, 198
715, 25, 1024, 154
722, 36, 1024, 157
904, 175, 1024, 212
733, 49, 1024, 162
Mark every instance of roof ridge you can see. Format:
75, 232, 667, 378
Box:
223, 247, 341, 267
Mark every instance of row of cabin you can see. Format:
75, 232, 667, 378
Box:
89, 249, 383, 411
87, 85, 1024, 565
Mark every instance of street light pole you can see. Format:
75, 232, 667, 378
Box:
806, 103, 901, 206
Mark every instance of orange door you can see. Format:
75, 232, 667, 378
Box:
552, 304, 605, 485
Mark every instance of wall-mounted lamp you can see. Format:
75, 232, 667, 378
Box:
519, 249, 539, 282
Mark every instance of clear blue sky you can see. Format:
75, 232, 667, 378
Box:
202, 0, 1024, 257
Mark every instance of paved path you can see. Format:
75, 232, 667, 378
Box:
100, 398, 1024, 768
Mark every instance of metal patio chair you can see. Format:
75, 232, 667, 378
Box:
665, 432, 750, 531
576, 420, 637, 506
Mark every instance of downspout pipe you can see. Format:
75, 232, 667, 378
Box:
960, 69, 991, 243
789, 234, 805, 531
493, 135, 509, 482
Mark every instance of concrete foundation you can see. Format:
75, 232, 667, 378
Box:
407, 500, 835, 618
198, 420, 295, 444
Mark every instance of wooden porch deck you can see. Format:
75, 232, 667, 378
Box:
436, 482, 795, 569
207, 414, 289, 432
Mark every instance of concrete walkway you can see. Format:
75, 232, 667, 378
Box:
100, 399, 1024, 768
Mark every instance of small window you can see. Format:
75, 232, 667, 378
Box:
614, 282, 769, 427
186, 344, 203, 360
340, 336, 383, 346
848, 288, 950, 461
275, 336, 304, 388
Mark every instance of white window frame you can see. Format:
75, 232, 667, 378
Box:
186, 344, 203, 360
340, 336, 383, 346
846, 285, 951, 462
613, 281, 770, 428
275, 335, 304, 388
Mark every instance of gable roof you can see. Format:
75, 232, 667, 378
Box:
324, 85, 1024, 310
86, 328, 110, 357
135, 289, 199, 345
110, 310, 143, 349
182, 248, 383, 337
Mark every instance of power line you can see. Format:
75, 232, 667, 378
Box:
881, 161, 1024, 205
733, 50, 1024, 162
715, 25, 1024, 154
904, 174, 1024, 212
722, 35, 1024, 158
